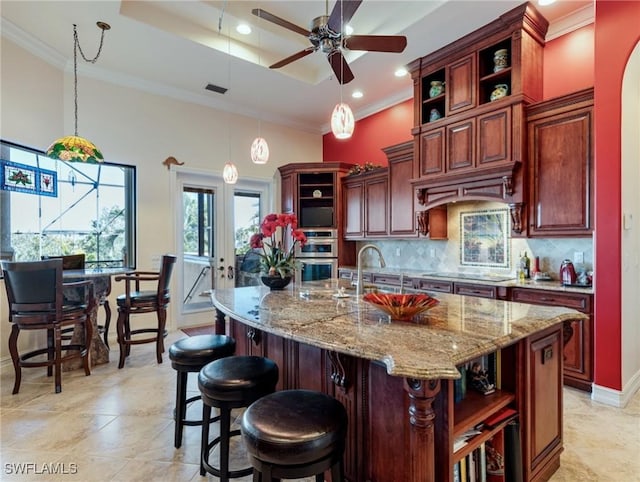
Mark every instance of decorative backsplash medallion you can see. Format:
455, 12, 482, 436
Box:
460, 209, 510, 268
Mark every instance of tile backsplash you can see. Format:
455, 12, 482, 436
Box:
356, 201, 594, 280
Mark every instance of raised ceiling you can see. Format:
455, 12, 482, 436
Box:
1, 1, 593, 134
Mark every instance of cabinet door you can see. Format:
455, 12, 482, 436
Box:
419, 128, 445, 176
447, 54, 476, 114
528, 103, 593, 236
280, 172, 296, 214
389, 152, 416, 236
343, 181, 364, 238
229, 319, 265, 357
477, 106, 512, 167
528, 328, 563, 476
447, 118, 475, 172
365, 176, 389, 236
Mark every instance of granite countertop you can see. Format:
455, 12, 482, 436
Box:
340, 266, 594, 295
211, 280, 587, 380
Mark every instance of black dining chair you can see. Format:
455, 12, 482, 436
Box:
42, 253, 112, 348
2, 259, 95, 394
114, 254, 177, 368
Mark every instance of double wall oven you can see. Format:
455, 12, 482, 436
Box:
295, 229, 338, 282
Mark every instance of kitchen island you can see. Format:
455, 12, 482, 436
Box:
211, 280, 587, 482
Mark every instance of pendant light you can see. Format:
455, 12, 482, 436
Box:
251, 9, 270, 164
220, 2, 239, 184
330, 2, 354, 140
223, 162, 238, 184
47, 22, 110, 163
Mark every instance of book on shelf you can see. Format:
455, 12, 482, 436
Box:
454, 428, 483, 452
454, 364, 467, 403
504, 420, 523, 482
483, 407, 518, 429
453, 461, 461, 482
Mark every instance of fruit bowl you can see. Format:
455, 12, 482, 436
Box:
362, 292, 439, 321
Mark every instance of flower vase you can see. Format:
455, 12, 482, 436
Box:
261, 275, 292, 291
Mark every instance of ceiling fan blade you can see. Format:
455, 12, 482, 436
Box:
344, 35, 407, 53
327, 0, 363, 33
251, 8, 310, 37
328, 51, 355, 84
270, 47, 316, 69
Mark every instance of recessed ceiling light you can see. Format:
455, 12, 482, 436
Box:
352, 90, 363, 99
538, 0, 556, 5
394, 67, 408, 77
236, 24, 252, 35
344, 25, 354, 36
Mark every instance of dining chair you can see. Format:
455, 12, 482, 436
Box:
42, 253, 112, 348
2, 259, 95, 394
114, 254, 177, 368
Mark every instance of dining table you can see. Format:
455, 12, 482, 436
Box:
62, 267, 131, 369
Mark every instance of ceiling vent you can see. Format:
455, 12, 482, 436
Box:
205, 83, 228, 94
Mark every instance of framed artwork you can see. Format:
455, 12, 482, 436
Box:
460, 209, 509, 268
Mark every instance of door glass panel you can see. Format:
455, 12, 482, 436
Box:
234, 191, 261, 287
182, 187, 214, 310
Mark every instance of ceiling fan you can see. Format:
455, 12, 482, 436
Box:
252, 0, 407, 84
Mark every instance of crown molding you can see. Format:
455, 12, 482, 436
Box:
1, 17, 67, 69
546, 3, 594, 41
1, 17, 322, 135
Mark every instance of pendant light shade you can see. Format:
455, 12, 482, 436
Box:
223, 162, 238, 184
47, 22, 110, 163
250, 137, 270, 164
331, 102, 355, 139
46, 135, 104, 163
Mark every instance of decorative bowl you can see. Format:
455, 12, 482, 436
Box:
362, 292, 439, 321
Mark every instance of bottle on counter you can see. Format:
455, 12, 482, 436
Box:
532, 256, 540, 276
519, 251, 531, 279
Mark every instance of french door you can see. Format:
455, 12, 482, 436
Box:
173, 169, 270, 327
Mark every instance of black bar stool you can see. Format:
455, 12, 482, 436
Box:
198, 356, 279, 481
240, 389, 348, 482
168, 334, 236, 449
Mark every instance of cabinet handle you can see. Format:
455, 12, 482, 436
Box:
542, 345, 554, 364
539, 297, 555, 302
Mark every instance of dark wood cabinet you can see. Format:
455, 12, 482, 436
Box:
385, 141, 417, 237
343, 180, 364, 238
453, 282, 508, 300
526, 88, 594, 237
278, 162, 356, 266
511, 287, 593, 391
342, 168, 389, 239
409, 3, 548, 235
364, 172, 389, 237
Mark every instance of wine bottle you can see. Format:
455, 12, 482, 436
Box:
523, 251, 530, 279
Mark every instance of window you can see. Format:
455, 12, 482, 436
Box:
0, 140, 136, 267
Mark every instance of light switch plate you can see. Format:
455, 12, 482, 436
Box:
573, 251, 584, 264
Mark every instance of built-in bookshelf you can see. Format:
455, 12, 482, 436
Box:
448, 346, 522, 481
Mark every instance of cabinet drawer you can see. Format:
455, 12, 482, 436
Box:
371, 273, 401, 286
454, 283, 497, 299
413, 279, 453, 293
511, 288, 591, 313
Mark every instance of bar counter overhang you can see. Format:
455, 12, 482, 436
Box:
211, 280, 587, 482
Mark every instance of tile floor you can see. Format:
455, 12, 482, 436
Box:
1, 330, 639, 481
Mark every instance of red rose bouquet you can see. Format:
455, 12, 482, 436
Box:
249, 213, 307, 278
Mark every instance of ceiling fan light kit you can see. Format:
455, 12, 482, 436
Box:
252, 0, 407, 85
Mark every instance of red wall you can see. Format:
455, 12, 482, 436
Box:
593, 1, 640, 391
543, 25, 594, 99
322, 98, 413, 166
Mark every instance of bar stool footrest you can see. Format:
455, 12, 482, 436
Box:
202, 429, 253, 479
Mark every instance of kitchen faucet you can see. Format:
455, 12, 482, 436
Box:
356, 244, 386, 297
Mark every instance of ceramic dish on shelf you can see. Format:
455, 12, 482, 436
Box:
363, 292, 439, 321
